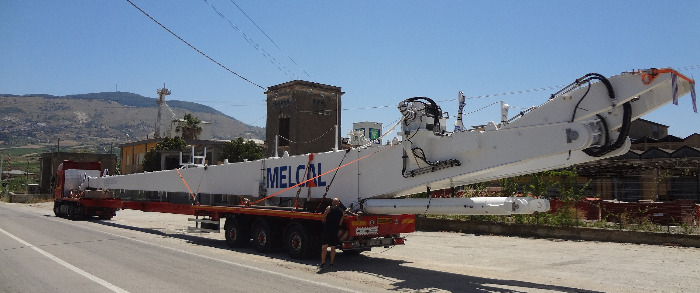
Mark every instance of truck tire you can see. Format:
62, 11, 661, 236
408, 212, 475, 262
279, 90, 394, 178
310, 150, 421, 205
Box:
285, 223, 313, 259
67, 205, 81, 220
251, 219, 278, 253
224, 215, 249, 248
53, 202, 63, 217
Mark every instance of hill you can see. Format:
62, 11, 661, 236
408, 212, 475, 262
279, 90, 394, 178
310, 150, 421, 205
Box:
0, 92, 265, 151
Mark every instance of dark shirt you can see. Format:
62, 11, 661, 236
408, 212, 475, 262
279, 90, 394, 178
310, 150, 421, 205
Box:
325, 205, 344, 228
322, 205, 344, 246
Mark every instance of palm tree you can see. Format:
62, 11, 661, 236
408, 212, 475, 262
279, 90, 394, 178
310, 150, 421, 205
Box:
175, 113, 202, 140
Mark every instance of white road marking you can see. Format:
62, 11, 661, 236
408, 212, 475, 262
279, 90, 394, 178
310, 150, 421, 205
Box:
0, 226, 129, 293
54, 218, 360, 293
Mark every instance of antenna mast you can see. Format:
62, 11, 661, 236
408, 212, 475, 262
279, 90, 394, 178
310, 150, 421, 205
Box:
155, 84, 171, 138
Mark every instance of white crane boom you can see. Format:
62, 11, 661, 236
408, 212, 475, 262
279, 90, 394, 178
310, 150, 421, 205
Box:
87, 69, 696, 216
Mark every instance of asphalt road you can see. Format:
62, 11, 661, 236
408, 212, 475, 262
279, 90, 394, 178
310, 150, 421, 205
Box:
1, 202, 699, 292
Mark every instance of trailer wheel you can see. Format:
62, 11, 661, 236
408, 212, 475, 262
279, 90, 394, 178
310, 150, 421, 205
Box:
285, 223, 313, 259
53, 202, 63, 217
251, 219, 277, 253
224, 215, 249, 248
70, 206, 79, 219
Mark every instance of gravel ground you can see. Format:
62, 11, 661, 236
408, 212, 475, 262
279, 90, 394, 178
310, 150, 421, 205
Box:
17, 202, 700, 292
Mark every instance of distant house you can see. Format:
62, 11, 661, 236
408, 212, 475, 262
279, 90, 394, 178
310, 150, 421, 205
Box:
627, 118, 668, 140
576, 132, 700, 203
119, 139, 226, 175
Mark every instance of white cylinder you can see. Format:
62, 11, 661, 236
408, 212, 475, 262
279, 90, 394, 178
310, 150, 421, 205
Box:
362, 197, 550, 215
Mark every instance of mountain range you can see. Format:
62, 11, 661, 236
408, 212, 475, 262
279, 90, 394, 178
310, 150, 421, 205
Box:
0, 92, 265, 152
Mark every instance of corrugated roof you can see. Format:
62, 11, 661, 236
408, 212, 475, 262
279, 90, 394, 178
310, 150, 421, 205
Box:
656, 135, 685, 143
640, 147, 673, 159
671, 146, 700, 158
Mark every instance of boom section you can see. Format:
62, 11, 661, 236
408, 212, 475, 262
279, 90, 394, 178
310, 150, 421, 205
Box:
84, 69, 695, 213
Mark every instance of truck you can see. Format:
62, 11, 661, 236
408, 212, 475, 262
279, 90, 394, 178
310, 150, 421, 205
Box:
60, 68, 696, 258
53, 161, 121, 220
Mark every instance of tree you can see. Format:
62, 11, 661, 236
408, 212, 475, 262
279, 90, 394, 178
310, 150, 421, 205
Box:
218, 138, 263, 163
142, 137, 187, 172
175, 113, 202, 140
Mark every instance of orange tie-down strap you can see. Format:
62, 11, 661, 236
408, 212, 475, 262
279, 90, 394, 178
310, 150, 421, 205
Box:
176, 169, 198, 204
641, 68, 695, 85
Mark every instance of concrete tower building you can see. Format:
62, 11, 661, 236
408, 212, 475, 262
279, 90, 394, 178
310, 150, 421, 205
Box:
265, 80, 344, 157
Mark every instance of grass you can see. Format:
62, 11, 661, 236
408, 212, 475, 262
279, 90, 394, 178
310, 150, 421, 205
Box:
425, 209, 700, 235
0, 192, 53, 204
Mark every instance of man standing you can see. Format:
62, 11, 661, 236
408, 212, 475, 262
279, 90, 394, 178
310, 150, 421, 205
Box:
320, 198, 344, 269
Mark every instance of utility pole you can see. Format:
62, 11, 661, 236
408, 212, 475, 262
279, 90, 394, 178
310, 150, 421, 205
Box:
334, 93, 340, 151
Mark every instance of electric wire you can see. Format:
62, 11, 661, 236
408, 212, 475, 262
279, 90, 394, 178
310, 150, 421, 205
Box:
227, 0, 311, 79
124, 0, 266, 90
277, 125, 336, 144
96, 63, 698, 113
336, 85, 568, 113
339, 65, 699, 112
202, 0, 298, 80
677, 64, 700, 71
463, 101, 499, 116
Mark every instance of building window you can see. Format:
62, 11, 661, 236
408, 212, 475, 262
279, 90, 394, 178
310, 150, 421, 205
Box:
313, 98, 326, 110
652, 125, 659, 138
279, 117, 290, 146
273, 98, 291, 109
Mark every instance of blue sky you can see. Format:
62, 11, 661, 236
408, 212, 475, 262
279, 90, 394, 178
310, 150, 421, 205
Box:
2, 1, 699, 139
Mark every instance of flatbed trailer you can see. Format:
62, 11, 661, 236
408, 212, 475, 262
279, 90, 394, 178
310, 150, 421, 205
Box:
119, 200, 413, 258
53, 160, 411, 258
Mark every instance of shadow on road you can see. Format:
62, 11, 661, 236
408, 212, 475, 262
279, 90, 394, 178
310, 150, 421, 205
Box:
93, 219, 601, 293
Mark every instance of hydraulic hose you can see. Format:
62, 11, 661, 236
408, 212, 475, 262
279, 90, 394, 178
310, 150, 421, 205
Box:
566, 73, 632, 157
399, 97, 442, 133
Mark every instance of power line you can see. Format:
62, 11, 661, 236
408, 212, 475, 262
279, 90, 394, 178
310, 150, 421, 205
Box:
227, 0, 311, 79
436, 84, 567, 103
202, 0, 298, 80
338, 85, 567, 112
229, 0, 280, 51
677, 64, 700, 71
342, 65, 700, 111
124, 0, 266, 90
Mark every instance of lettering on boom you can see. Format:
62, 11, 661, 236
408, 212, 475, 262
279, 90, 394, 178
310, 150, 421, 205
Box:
266, 163, 327, 189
